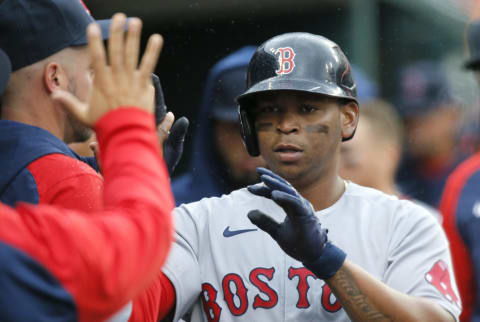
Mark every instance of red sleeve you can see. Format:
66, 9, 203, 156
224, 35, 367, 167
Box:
128, 272, 175, 322
0, 108, 174, 321
27, 154, 103, 212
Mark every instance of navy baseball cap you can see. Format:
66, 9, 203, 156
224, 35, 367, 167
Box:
0, 49, 12, 96
208, 46, 256, 122
0, 0, 111, 72
465, 20, 480, 70
211, 67, 250, 121
396, 61, 454, 117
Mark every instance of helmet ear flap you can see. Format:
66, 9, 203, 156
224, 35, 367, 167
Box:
342, 130, 356, 142
239, 106, 260, 156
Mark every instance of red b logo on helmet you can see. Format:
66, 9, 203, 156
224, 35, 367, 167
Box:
275, 47, 296, 75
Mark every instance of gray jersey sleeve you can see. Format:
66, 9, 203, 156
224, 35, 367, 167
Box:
162, 204, 203, 321
383, 201, 461, 320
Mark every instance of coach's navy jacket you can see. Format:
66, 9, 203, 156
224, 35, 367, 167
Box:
0, 120, 98, 207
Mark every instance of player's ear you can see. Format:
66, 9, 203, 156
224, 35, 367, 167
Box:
43, 62, 69, 94
340, 101, 359, 140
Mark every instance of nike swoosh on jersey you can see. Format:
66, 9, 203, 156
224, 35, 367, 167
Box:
223, 226, 258, 237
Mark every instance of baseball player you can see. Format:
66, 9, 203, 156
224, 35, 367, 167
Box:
439, 19, 480, 322
0, 14, 175, 321
157, 33, 460, 321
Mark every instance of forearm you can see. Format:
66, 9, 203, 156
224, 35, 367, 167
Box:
326, 260, 454, 322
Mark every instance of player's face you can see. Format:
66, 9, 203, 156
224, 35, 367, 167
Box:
252, 91, 357, 187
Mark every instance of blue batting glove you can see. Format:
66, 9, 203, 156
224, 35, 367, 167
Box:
247, 167, 346, 280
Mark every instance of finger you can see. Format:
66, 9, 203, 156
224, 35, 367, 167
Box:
152, 74, 167, 125
256, 167, 290, 185
125, 17, 142, 71
159, 111, 174, 132
108, 13, 127, 73
167, 117, 189, 148
52, 90, 89, 126
247, 210, 280, 239
271, 190, 309, 218
247, 184, 272, 198
260, 174, 297, 196
163, 117, 188, 175
87, 23, 108, 84
139, 34, 163, 79
157, 112, 174, 143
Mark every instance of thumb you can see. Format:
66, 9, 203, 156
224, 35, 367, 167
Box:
52, 89, 89, 126
247, 210, 280, 239
157, 112, 175, 144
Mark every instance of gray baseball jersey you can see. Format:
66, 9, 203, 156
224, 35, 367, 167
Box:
163, 182, 461, 321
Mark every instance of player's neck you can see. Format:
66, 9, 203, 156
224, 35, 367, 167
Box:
296, 172, 346, 212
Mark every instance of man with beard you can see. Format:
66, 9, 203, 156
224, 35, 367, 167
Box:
0, 1, 184, 321
0, 0, 106, 208
0, 16, 176, 320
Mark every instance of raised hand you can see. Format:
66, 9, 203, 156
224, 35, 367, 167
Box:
151, 73, 189, 175
52, 13, 163, 126
248, 167, 346, 279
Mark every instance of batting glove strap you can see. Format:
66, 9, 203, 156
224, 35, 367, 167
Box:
302, 242, 346, 280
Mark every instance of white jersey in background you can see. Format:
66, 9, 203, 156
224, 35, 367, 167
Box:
163, 182, 461, 321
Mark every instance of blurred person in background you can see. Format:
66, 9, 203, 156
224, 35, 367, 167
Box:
395, 61, 465, 207
439, 19, 480, 322
339, 99, 440, 219
172, 46, 266, 205
351, 64, 379, 104
340, 99, 404, 195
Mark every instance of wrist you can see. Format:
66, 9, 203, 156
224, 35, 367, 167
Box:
302, 242, 346, 280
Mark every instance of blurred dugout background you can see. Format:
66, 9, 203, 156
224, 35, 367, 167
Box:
85, 0, 479, 176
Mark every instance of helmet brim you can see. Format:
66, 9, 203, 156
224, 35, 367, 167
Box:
236, 77, 357, 104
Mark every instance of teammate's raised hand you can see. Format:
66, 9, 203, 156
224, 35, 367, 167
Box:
52, 13, 163, 127
248, 167, 346, 280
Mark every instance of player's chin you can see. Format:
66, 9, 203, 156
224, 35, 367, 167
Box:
269, 162, 304, 181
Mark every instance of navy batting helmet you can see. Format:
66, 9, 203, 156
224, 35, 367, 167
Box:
236, 32, 358, 156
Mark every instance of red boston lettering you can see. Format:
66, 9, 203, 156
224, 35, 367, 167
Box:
321, 284, 342, 312
249, 267, 278, 309
222, 273, 249, 316
201, 283, 222, 322
288, 267, 317, 308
